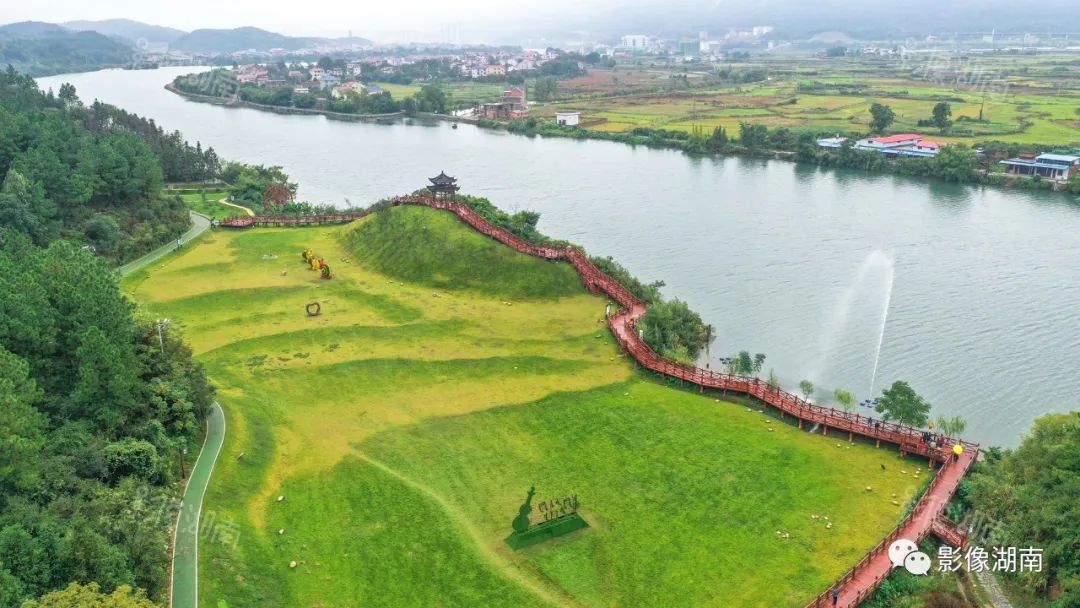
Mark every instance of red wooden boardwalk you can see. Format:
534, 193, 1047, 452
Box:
221, 194, 979, 606
389, 195, 979, 608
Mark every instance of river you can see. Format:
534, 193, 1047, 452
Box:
40, 67, 1080, 447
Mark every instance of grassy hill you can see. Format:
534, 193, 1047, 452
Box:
123, 205, 924, 607
345, 205, 582, 299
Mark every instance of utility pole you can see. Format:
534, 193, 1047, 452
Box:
178, 446, 188, 479
157, 318, 170, 354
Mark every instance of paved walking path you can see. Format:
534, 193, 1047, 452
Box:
973, 570, 1016, 608
118, 211, 210, 277
113, 223, 224, 608
170, 402, 225, 608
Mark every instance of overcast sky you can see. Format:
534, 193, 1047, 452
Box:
5, 0, 1079, 44
0, 0, 611, 41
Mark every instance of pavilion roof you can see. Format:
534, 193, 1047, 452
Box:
429, 171, 457, 185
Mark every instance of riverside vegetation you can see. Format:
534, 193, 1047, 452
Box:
0, 232, 214, 606
0, 68, 220, 263
0, 68, 221, 607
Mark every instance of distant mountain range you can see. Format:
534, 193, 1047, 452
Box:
0, 21, 132, 76
0, 19, 375, 76
63, 18, 186, 47
0, 19, 373, 58
169, 26, 371, 53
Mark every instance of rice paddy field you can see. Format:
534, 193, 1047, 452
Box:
122, 205, 926, 607
531, 54, 1080, 146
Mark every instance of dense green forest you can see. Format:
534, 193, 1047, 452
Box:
0, 67, 220, 263
959, 414, 1080, 607
0, 23, 132, 76
0, 231, 214, 606
0, 65, 242, 608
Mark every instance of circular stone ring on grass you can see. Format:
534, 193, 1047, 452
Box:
305, 302, 321, 317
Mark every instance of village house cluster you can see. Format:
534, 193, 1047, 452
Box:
455, 48, 555, 79
231, 61, 388, 98
615, 28, 778, 60
231, 47, 564, 89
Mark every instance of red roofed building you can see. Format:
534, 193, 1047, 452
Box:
866, 133, 924, 147
854, 133, 947, 158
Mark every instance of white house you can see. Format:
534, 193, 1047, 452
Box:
556, 111, 581, 126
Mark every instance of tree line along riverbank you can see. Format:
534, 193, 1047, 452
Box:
164, 79, 1080, 195
486, 117, 1080, 194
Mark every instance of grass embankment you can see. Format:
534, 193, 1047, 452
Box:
123, 205, 922, 607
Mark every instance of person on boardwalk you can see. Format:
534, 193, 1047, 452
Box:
832, 586, 841, 606
176, 236, 182, 250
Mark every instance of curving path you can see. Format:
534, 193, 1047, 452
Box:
118, 211, 211, 277
218, 197, 254, 216
170, 402, 226, 608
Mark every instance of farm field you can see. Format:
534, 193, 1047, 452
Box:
532, 54, 1080, 146
371, 81, 422, 98
123, 205, 925, 607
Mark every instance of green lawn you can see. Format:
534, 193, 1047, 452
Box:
371, 81, 422, 98
123, 205, 922, 607
167, 189, 237, 220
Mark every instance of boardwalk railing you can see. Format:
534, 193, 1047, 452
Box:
217, 212, 372, 228
390, 195, 979, 608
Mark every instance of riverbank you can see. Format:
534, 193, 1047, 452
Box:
165, 83, 1079, 195
472, 118, 1080, 194
165, 83, 403, 123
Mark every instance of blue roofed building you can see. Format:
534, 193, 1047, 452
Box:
1000, 152, 1080, 181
